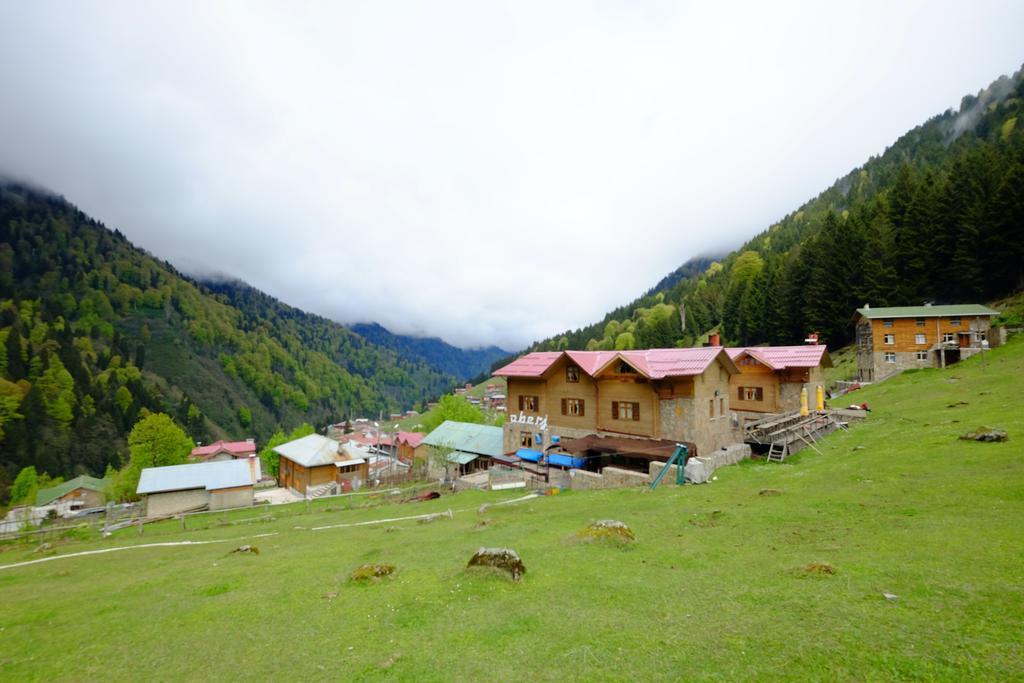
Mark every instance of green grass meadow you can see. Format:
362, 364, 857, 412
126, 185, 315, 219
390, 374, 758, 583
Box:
2, 338, 1023, 680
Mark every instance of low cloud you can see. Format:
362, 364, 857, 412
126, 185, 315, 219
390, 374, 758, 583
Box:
1, 2, 1021, 350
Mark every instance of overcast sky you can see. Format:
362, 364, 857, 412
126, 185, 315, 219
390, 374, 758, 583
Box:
1, 2, 1021, 350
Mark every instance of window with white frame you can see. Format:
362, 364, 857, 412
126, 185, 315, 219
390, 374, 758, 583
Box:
915, 351, 928, 361
949, 317, 961, 326
884, 352, 896, 363
942, 333, 955, 343
883, 319, 894, 328
884, 334, 895, 345
916, 317, 925, 326
915, 333, 926, 344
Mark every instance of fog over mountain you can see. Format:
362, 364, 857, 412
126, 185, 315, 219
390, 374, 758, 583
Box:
0, 1, 1021, 349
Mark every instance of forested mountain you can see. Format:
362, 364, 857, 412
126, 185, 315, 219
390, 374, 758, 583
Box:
349, 322, 508, 381
525, 65, 1024, 355
0, 186, 458, 495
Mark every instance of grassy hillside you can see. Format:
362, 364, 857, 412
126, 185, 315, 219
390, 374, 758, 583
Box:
1, 336, 1021, 679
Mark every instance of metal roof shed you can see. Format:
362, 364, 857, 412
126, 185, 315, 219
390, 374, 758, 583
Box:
422, 421, 504, 458
137, 460, 253, 495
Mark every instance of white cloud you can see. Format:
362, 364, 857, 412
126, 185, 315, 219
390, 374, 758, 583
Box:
1, 0, 1021, 349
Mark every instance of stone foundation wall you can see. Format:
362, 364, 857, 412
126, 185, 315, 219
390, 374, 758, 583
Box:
568, 466, 650, 490
649, 443, 751, 486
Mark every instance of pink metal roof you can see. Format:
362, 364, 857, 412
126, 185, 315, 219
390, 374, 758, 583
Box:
496, 348, 733, 380
493, 351, 564, 377
191, 440, 257, 458
396, 432, 425, 448
726, 345, 829, 369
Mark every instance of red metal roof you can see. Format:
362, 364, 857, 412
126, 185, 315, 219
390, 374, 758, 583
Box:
726, 345, 830, 369
396, 431, 425, 448
191, 440, 257, 459
495, 348, 734, 380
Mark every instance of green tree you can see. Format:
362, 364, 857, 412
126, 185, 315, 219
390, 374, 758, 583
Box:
116, 413, 194, 499
8, 465, 38, 505
238, 405, 252, 429
421, 394, 488, 433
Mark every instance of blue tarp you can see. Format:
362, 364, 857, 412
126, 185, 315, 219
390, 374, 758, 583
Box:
547, 453, 586, 469
515, 448, 544, 462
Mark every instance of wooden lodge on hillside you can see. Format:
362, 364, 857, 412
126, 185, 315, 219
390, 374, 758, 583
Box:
726, 345, 831, 415
494, 348, 740, 470
274, 434, 370, 496
854, 304, 999, 382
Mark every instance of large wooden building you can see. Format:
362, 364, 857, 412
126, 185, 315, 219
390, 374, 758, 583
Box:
726, 345, 831, 415
854, 304, 999, 382
494, 348, 739, 463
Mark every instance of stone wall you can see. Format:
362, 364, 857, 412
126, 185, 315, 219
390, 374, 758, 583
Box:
145, 489, 209, 518
649, 443, 751, 486
568, 467, 650, 490
209, 486, 254, 511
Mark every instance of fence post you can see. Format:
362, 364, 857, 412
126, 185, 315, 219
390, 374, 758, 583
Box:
181, 514, 187, 530
137, 517, 144, 536
306, 499, 311, 514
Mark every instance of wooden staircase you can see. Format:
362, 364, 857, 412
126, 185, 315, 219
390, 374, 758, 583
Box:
746, 410, 847, 461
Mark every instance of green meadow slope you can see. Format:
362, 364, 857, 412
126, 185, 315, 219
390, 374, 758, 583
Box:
1, 336, 1022, 680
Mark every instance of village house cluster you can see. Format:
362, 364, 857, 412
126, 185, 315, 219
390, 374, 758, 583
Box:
8, 302, 1001, 533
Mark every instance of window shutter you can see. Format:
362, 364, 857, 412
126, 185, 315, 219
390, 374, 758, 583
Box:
518, 395, 523, 410
580, 400, 585, 417
633, 402, 640, 421
612, 402, 619, 419
561, 398, 567, 415
738, 387, 744, 401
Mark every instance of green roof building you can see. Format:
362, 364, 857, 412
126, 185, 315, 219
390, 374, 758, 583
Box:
854, 303, 1000, 382
35, 475, 109, 510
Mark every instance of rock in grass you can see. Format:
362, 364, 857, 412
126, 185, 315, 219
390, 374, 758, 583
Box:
349, 563, 396, 582
959, 426, 1008, 442
759, 488, 782, 496
467, 547, 526, 581
230, 545, 259, 555
802, 561, 835, 576
579, 519, 635, 543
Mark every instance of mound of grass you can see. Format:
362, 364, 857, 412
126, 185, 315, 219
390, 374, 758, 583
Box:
349, 563, 396, 582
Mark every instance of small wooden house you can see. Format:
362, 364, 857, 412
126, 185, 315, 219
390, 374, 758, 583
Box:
274, 433, 371, 495
395, 431, 427, 465
190, 439, 257, 463
35, 475, 109, 515
726, 345, 832, 415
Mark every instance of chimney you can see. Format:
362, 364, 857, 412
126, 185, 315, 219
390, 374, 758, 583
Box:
708, 332, 721, 347
247, 454, 260, 484
864, 303, 870, 309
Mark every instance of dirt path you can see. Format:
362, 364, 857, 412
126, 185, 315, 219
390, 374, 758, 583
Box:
0, 532, 278, 572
